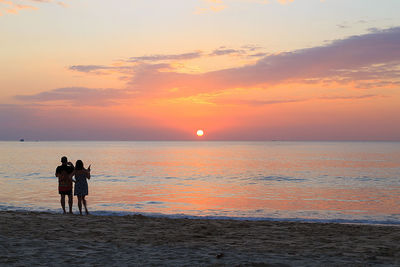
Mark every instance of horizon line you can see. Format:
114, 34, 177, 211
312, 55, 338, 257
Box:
2, 140, 400, 142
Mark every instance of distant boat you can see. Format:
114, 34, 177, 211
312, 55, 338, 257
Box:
19, 139, 24, 142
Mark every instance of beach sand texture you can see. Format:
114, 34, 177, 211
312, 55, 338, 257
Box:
1, 211, 399, 266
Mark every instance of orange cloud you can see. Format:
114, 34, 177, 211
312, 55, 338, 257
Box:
277, 0, 294, 4
196, 0, 293, 13
196, 0, 227, 14
5, 3, 36, 14
0, 0, 67, 16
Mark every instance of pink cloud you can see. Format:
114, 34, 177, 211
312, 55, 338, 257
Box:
68, 27, 400, 98
104, 28, 397, 101
17, 27, 400, 105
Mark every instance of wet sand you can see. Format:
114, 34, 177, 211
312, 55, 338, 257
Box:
0, 211, 399, 266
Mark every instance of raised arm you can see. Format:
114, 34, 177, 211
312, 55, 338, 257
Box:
86, 165, 91, 179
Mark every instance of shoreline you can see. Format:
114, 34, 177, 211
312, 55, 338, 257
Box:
2, 207, 400, 226
1, 210, 399, 266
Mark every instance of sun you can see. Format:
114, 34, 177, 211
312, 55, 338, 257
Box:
196, 129, 204, 137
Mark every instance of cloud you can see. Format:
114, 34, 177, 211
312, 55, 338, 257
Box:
198, 27, 400, 90
16, 28, 400, 111
209, 46, 266, 57
15, 87, 135, 106
219, 99, 304, 106
241, 44, 264, 51
212, 94, 381, 107
337, 19, 370, 29
119, 27, 400, 98
317, 94, 380, 100
276, 0, 294, 4
69, 65, 114, 73
83, 27, 400, 94
69, 65, 134, 75
195, 0, 227, 14
0, 0, 67, 16
127, 51, 203, 63
56, 1, 68, 8
196, 0, 292, 13
69, 46, 265, 75
0, 0, 37, 14
210, 48, 244, 56
248, 52, 267, 57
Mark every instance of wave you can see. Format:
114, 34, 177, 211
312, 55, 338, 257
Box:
1, 204, 399, 226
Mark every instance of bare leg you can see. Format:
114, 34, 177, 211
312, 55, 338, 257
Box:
83, 196, 89, 215
68, 193, 73, 214
77, 196, 83, 215
60, 194, 66, 214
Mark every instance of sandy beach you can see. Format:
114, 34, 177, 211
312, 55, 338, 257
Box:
0, 211, 399, 266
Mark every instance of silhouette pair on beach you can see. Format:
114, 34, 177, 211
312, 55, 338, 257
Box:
55, 156, 91, 215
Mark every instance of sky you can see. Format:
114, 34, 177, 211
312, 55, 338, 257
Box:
1, 0, 400, 140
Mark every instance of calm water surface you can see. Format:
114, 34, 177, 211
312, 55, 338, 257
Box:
0, 141, 399, 224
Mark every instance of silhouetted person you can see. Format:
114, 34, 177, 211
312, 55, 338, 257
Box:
55, 156, 74, 214
73, 160, 91, 215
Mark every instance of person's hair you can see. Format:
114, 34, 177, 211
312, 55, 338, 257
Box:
61, 156, 68, 164
75, 160, 84, 170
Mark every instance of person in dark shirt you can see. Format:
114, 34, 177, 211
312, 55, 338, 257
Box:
55, 156, 74, 214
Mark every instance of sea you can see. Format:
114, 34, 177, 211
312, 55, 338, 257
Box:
0, 141, 399, 225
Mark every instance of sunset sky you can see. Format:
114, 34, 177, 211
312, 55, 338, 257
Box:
1, 0, 400, 140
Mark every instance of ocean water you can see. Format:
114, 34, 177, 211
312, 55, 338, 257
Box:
0, 141, 399, 225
